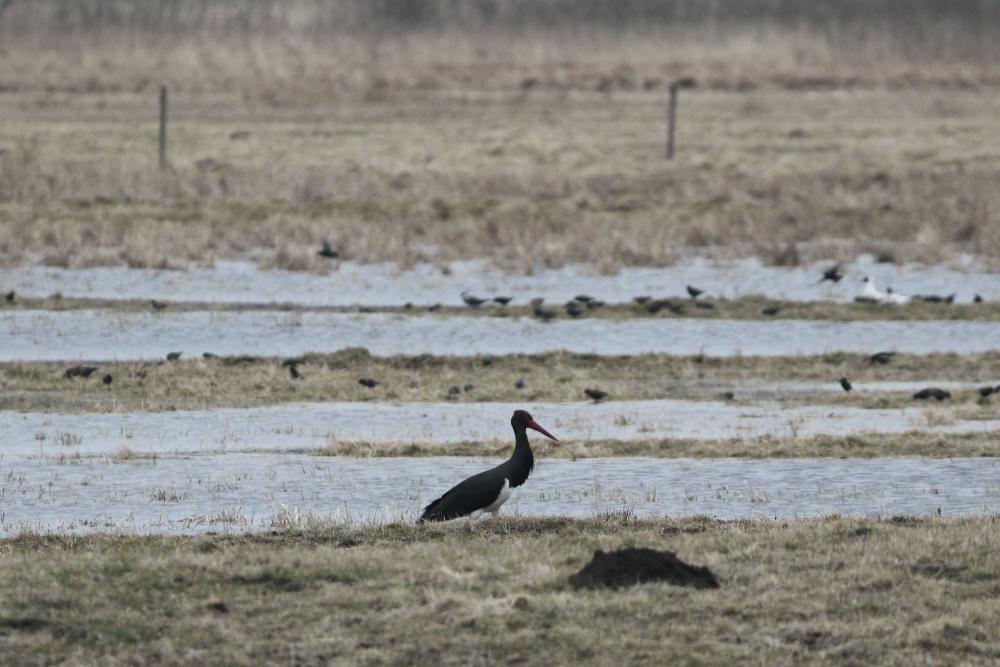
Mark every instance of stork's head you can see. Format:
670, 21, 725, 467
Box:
511, 410, 558, 441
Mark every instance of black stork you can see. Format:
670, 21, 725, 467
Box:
419, 410, 558, 522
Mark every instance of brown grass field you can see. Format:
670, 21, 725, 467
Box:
2, 515, 999, 665
2, 1, 1000, 273
4, 349, 1000, 413
6, 294, 1000, 321
3, 5, 1000, 664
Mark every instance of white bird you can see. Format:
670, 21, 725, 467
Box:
861, 276, 885, 302
885, 287, 911, 305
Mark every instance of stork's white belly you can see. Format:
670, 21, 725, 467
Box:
472, 478, 512, 518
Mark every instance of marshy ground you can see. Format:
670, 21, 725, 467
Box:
1, 516, 998, 665
4, 2, 1000, 663
4, 350, 999, 412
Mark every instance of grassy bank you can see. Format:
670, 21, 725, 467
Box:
3, 350, 999, 413
5, 295, 1000, 321
2, 515, 998, 665
316, 431, 1000, 460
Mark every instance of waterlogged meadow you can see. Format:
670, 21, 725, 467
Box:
3, 2, 1000, 663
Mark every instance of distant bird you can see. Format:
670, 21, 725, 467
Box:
584, 388, 608, 402
448, 385, 461, 395
318, 240, 339, 259
818, 265, 844, 284
860, 276, 885, 303
869, 351, 896, 365
289, 365, 302, 380
493, 296, 513, 306
584, 299, 605, 309
840, 377, 852, 392
915, 293, 956, 304
427, 304, 442, 312
646, 299, 683, 315
150, 299, 167, 311
686, 285, 704, 299
461, 291, 488, 308
515, 378, 526, 389
565, 301, 583, 317
913, 388, 950, 401
102, 373, 113, 386
203, 352, 219, 359
4, 290, 14, 303
633, 295, 652, 305
463, 384, 475, 392
761, 306, 781, 316
419, 410, 558, 522
64, 365, 98, 379
885, 287, 911, 305
358, 378, 379, 388
575, 295, 595, 304
481, 355, 495, 366
720, 391, 735, 401
533, 305, 557, 321
166, 352, 182, 361
974, 294, 984, 304
977, 386, 994, 398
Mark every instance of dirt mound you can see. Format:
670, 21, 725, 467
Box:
569, 547, 720, 590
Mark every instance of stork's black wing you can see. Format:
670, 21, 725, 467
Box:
419, 467, 506, 522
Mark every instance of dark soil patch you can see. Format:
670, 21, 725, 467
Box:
0, 617, 50, 632
569, 547, 720, 590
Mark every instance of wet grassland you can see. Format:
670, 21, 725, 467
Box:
1, 515, 998, 665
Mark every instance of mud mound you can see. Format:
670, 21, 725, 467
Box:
569, 547, 720, 590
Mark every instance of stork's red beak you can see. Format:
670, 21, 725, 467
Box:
527, 419, 559, 442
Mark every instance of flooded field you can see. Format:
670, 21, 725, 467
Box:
2, 453, 997, 536
6, 399, 1000, 458
3, 256, 996, 307
5, 310, 1000, 361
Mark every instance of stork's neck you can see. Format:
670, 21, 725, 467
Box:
505, 425, 535, 488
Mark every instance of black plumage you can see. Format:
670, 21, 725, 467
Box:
493, 296, 513, 306
102, 373, 113, 386
318, 240, 339, 258
289, 365, 303, 380
686, 285, 704, 299
977, 386, 994, 398
840, 377, 852, 392
358, 378, 379, 388
64, 365, 98, 379
166, 352, 182, 361
819, 264, 844, 283
913, 388, 950, 401
761, 306, 781, 316
869, 351, 896, 365
420, 410, 557, 522
584, 388, 608, 402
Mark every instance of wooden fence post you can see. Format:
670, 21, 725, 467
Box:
159, 86, 168, 170
666, 78, 696, 160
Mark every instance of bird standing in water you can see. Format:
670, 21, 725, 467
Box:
420, 410, 558, 522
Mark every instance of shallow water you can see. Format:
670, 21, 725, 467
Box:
4, 310, 1000, 361
2, 256, 996, 307
5, 400, 999, 458
1, 454, 997, 536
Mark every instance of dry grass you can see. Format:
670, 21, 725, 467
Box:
4, 349, 1000, 413
317, 431, 1000, 460
1, 515, 998, 665
6, 294, 1000, 321
1, 3, 1000, 272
